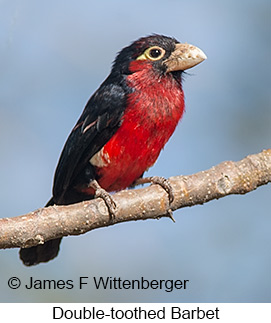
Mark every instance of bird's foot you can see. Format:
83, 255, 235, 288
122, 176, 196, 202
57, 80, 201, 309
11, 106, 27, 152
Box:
88, 180, 116, 220
135, 176, 175, 223
135, 176, 174, 204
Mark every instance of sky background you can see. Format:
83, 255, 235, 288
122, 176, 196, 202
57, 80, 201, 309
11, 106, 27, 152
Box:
0, 0, 270, 302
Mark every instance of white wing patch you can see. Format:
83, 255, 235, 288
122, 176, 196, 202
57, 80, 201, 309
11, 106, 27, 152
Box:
89, 147, 111, 168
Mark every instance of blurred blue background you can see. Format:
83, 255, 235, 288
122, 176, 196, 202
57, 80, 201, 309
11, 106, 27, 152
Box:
0, 0, 270, 302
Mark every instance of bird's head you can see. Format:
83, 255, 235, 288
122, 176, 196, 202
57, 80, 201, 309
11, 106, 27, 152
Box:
112, 34, 206, 77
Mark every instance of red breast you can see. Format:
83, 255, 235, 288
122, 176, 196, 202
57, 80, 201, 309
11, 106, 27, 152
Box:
86, 62, 184, 192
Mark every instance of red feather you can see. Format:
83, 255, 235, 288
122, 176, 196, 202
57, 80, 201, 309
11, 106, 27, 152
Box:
84, 61, 184, 193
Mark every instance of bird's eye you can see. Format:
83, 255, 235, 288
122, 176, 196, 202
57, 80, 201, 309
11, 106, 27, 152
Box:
149, 48, 162, 58
136, 46, 166, 61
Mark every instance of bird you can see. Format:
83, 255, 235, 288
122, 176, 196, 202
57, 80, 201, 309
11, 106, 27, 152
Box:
19, 34, 206, 266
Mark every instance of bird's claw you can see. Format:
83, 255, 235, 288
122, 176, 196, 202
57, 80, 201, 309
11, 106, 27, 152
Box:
155, 209, 175, 222
134, 175, 174, 219
166, 208, 175, 223
149, 176, 174, 204
95, 188, 116, 220
89, 180, 117, 220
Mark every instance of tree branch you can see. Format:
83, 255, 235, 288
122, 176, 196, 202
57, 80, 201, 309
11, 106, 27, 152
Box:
1, 149, 270, 249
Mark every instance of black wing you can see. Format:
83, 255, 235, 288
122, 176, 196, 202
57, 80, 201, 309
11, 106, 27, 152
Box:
52, 76, 129, 202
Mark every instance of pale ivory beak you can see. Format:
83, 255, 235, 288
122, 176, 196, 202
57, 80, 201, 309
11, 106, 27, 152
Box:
164, 43, 207, 72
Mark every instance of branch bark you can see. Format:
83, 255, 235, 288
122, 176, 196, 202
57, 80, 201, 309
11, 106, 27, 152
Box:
0, 149, 270, 249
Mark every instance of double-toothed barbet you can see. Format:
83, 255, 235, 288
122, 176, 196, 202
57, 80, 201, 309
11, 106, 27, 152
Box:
20, 34, 206, 266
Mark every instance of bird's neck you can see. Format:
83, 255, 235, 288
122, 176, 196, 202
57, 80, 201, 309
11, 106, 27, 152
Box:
125, 63, 185, 127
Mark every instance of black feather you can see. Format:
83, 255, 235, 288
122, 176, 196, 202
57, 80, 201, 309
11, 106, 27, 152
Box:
19, 34, 180, 266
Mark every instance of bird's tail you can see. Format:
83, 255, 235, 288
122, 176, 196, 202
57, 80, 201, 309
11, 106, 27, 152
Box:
19, 197, 62, 266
